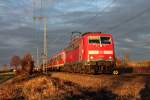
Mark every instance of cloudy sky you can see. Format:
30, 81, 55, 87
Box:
0, 0, 150, 65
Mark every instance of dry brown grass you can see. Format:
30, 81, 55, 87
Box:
112, 77, 145, 97
0, 83, 23, 99
51, 72, 113, 88
51, 72, 124, 90
51, 72, 147, 99
23, 76, 56, 100
0, 75, 57, 100
0, 72, 149, 100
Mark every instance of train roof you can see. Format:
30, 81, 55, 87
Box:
81, 32, 112, 36
49, 50, 65, 59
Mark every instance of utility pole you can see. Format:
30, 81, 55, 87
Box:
33, 16, 40, 68
36, 48, 39, 67
43, 16, 48, 74
33, 16, 48, 73
33, 0, 48, 73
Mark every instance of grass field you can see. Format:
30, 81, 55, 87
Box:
0, 72, 149, 99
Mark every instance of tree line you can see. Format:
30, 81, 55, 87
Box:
10, 53, 34, 75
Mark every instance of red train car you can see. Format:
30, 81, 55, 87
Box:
48, 32, 118, 74
48, 51, 65, 70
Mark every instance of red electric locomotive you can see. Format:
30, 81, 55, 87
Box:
48, 32, 118, 74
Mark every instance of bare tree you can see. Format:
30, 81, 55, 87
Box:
10, 55, 21, 71
21, 53, 34, 75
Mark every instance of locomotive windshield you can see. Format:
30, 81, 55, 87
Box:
100, 37, 111, 44
89, 36, 100, 43
88, 36, 111, 44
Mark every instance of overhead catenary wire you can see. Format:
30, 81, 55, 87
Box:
64, 0, 117, 47
108, 6, 150, 33
86, 0, 117, 25
45, 0, 114, 46
107, 6, 150, 56
50, 0, 99, 52
42, 0, 150, 60
74, 0, 117, 32
65, 0, 117, 47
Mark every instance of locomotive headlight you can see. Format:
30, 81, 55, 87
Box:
109, 56, 112, 59
108, 56, 112, 61
13, 69, 16, 72
90, 56, 94, 59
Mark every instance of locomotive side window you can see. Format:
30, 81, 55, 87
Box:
89, 36, 100, 44
100, 37, 111, 44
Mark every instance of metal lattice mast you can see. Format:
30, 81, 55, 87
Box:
33, 0, 48, 73
33, 16, 41, 69
43, 16, 48, 73
36, 48, 39, 67
33, 0, 40, 69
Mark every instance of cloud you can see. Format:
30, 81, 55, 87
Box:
1, 0, 150, 65
143, 46, 150, 49
124, 38, 134, 43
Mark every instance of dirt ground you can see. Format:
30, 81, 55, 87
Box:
0, 72, 149, 100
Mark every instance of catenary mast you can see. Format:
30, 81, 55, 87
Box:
33, 0, 48, 73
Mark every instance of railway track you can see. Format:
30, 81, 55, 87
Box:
50, 71, 150, 78
0, 72, 14, 84
50, 72, 149, 90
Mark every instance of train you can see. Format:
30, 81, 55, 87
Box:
48, 32, 119, 74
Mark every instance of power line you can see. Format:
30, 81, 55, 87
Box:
87, 0, 117, 24
64, 0, 117, 44
107, 6, 150, 58
108, 6, 150, 32
74, 0, 117, 32
49, 0, 99, 52
35, 0, 116, 53
65, 0, 117, 48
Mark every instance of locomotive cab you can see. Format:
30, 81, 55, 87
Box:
82, 32, 115, 73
